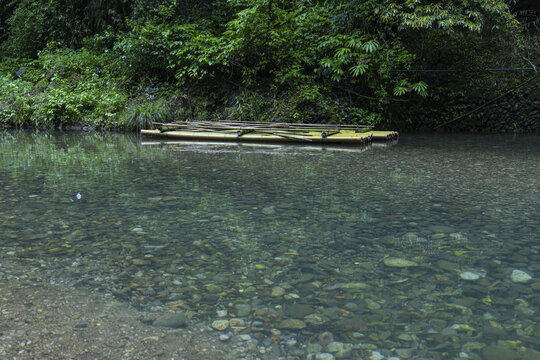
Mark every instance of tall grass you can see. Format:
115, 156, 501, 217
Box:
121, 99, 173, 131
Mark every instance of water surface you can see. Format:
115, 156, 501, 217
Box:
1, 131, 539, 359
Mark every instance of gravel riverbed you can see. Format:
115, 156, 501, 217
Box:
0, 258, 232, 360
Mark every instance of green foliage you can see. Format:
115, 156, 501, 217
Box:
393, 80, 428, 97
0, 0, 536, 131
6, 0, 131, 57
378, 0, 517, 32
0, 48, 126, 129
0, 76, 34, 126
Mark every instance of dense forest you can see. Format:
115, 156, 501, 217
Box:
0, 0, 538, 132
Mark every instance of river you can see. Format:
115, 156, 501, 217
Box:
1, 131, 539, 360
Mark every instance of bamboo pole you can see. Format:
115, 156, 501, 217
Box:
159, 124, 314, 138
153, 120, 373, 132
243, 130, 313, 142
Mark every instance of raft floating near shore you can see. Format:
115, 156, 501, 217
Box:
141, 121, 398, 145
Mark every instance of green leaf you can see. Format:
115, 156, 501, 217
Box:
411, 81, 428, 97
362, 40, 379, 53
336, 47, 351, 59
320, 58, 333, 68
393, 86, 408, 96
350, 64, 368, 77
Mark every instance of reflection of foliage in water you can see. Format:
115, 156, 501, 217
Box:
0, 131, 150, 195
389, 169, 423, 185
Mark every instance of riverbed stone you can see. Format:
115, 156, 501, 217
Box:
340, 282, 369, 291
307, 353, 335, 360
74, 321, 89, 329
229, 318, 246, 328
397, 333, 415, 341
304, 314, 329, 326
152, 311, 188, 328
211, 319, 230, 331
396, 348, 413, 358
461, 342, 486, 352
326, 341, 353, 358
271, 286, 285, 296
436, 260, 458, 272
262, 206, 275, 215
428, 318, 447, 330
317, 331, 334, 345
365, 298, 381, 310
284, 303, 315, 318
369, 351, 385, 360
277, 319, 306, 329
511, 269, 532, 283
459, 269, 486, 280
429, 225, 455, 233
482, 345, 522, 360
333, 316, 367, 331
237, 334, 252, 341
307, 343, 323, 353
235, 303, 252, 317
132, 258, 151, 266
384, 257, 418, 267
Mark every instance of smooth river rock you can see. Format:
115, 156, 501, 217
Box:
284, 303, 315, 318
211, 319, 230, 330
384, 257, 418, 267
340, 282, 369, 291
152, 311, 188, 328
326, 341, 353, 358
235, 303, 252, 317
459, 269, 486, 280
511, 269, 532, 283
271, 286, 286, 296
277, 319, 307, 329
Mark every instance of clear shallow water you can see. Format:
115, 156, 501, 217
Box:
1, 131, 539, 359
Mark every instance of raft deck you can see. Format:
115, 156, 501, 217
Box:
141, 121, 398, 145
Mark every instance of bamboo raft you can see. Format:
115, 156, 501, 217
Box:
141, 121, 398, 144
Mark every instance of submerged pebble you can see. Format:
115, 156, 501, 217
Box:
262, 206, 275, 215
339, 282, 369, 290
369, 351, 385, 360
317, 331, 334, 345
235, 303, 252, 317
211, 320, 230, 331
307, 353, 335, 360
277, 319, 306, 329
326, 341, 353, 358
271, 286, 285, 297
459, 269, 486, 280
152, 311, 188, 328
383, 257, 418, 267
510, 269, 532, 283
